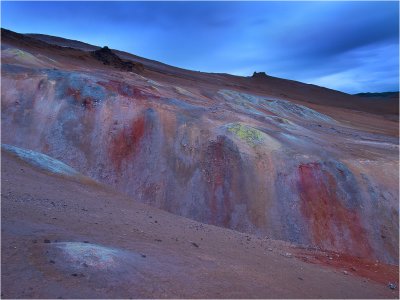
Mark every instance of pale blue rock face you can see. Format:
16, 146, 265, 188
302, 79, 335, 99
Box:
2, 144, 79, 177
218, 89, 337, 124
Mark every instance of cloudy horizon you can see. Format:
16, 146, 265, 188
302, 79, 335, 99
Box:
1, 1, 399, 94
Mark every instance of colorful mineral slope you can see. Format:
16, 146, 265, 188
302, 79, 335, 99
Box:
1, 29, 398, 264
3, 150, 396, 298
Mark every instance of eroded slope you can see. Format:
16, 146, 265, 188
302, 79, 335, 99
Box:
1, 29, 399, 265
1, 149, 397, 298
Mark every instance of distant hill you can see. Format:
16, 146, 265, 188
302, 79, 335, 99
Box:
354, 92, 399, 99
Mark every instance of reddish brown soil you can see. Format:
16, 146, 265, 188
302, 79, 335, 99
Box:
294, 248, 399, 286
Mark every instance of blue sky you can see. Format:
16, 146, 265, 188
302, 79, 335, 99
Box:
1, 1, 399, 93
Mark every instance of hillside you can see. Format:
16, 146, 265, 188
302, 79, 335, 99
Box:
1, 27, 399, 273
1, 146, 398, 298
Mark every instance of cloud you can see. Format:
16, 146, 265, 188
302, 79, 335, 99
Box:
305, 40, 399, 93
1, 1, 398, 93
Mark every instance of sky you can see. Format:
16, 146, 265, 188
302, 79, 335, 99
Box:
1, 1, 399, 94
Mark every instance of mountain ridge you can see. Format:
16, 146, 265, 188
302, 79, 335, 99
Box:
3, 28, 397, 116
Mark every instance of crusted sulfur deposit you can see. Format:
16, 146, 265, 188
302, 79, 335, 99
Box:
227, 123, 264, 146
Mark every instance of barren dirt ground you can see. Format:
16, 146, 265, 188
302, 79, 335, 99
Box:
1, 150, 398, 299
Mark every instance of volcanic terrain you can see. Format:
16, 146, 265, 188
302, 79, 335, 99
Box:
1, 28, 399, 298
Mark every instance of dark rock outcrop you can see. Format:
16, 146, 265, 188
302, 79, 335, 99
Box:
91, 46, 144, 73
252, 71, 268, 79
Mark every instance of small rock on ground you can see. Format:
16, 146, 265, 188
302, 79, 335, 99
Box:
388, 283, 397, 290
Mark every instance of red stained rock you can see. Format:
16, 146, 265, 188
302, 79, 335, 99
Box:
298, 163, 373, 258
207, 136, 234, 226
110, 115, 146, 172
